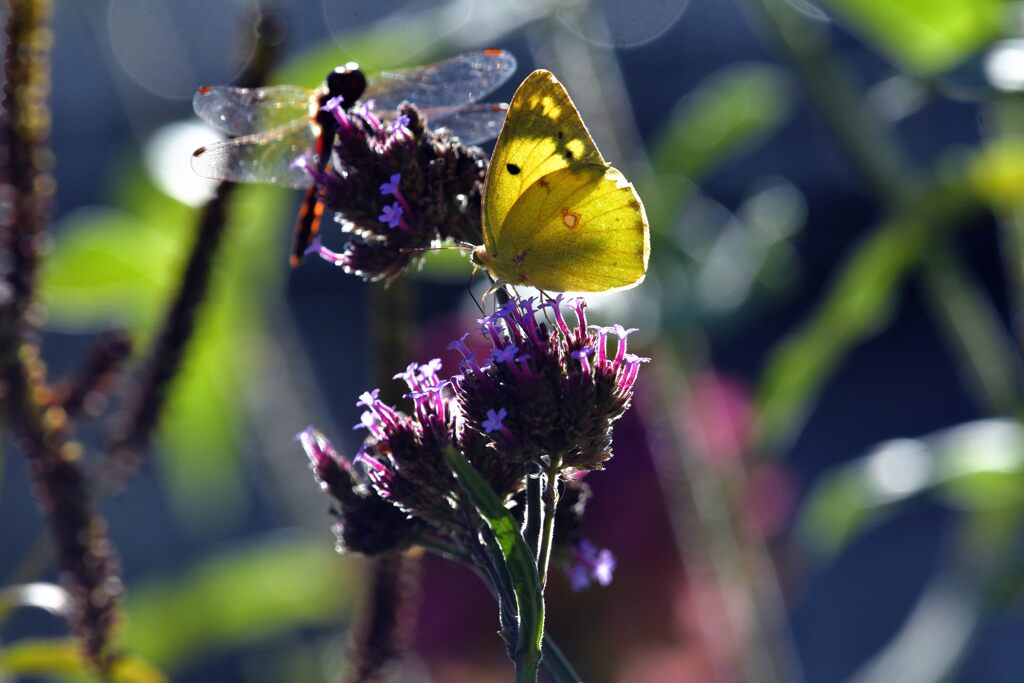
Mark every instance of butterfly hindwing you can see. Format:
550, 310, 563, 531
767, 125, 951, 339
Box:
490, 164, 649, 292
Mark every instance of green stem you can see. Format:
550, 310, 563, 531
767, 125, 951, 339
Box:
516, 650, 541, 683
414, 535, 473, 564
524, 462, 543, 561
419, 535, 580, 682
536, 460, 561, 591
920, 246, 1022, 415
541, 637, 582, 683
743, 0, 918, 202
744, 0, 1013, 447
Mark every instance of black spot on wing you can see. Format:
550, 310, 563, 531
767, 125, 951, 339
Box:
507, 163, 521, 175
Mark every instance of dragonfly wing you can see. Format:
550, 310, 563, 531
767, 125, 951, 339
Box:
424, 102, 509, 145
190, 119, 316, 189
193, 84, 312, 137
364, 49, 517, 113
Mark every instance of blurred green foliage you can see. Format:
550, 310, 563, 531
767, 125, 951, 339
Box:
42, 170, 285, 531
0, 535, 354, 681
122, 533, 355, 669
799, 420, 1024, 560
0, 639, 166, 682
815, 0, 1004, 75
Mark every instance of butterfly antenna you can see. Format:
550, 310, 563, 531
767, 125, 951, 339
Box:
399, 243, 475, 255
539, 291, 556, 327
466, 266, 486, 316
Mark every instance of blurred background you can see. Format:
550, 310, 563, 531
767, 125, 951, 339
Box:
3, 0, 1024, 681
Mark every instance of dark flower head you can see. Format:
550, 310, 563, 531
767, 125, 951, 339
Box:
297, 427, 424, 555
301, 101, 487, 280
450, 295, 646, 471
345, 359, 522, 532
299, 296, 645, 540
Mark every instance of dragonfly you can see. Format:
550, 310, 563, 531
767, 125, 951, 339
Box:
191, 49, 517, 266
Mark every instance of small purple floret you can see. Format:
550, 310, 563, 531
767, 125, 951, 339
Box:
379, 173, 402, 196
482, 407, 508, 433
379, 202, 404, 229
390, 114, 411, 133
492, 344, 518, 364
565, 540, 616, 591
357, 388, 381, 408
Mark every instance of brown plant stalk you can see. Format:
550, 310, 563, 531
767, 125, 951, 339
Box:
0, 0, 122, 668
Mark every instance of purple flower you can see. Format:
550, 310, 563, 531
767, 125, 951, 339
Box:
357, 388, 381, 408
564, 540, 616, 591
322, 94, 345, 113
450, 295, 645, 471
482, 407, 508, 433
390, 114, 411, 133
491, 344, 518, 364
288, 96, 490, 280
420, 357, 443, 379
571, 346, 594, 374
379, 173, 402, 196
378, 202, 404, 229
297, 426, 347, 474
296, 425, 425, 556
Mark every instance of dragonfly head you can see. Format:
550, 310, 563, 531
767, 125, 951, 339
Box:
326, 62, 367, 110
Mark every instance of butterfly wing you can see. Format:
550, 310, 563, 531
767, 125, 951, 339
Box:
488, 164, 649, 292
193, 85, 312, 137
482, 70, 605, 253
190, 119, 317, 189
364, 49, 517, 113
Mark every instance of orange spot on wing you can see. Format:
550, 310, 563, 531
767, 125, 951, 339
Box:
484, 48, 503, 56
561, 207, 581, 230
192, 146, 206, 157
197, 86, 213, 95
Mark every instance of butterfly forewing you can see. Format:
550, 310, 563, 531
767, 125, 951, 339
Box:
193, 84, 312, 137
190, 118, 316, 188
365, 49, 517, 113
484, 70, 604, 251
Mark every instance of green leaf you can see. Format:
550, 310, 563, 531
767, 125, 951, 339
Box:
0, 638, 167, 683
273, 25, 448, 89
651, 63, 794, 182
798, 420, 1024, 559
445, 448, 543, 665
933, 420, 1024, 510
154, 299, 247, 533
970, 139, 1024, 206
646, 63, 794, 236
121, 533, 356, 669
755, 175, 978, 450
756, 220, 919, 448
41, 207, 180, 331
798, 439, 931, 559
816, 0, 1004, 75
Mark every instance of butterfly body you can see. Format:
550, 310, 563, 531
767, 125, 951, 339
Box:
475, 70, 649, 293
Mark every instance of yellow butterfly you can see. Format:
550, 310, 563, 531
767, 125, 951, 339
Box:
471, 69, 650, 293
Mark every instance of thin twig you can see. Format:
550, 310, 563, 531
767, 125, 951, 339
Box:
340, 279, 422, 683
341, 553, 422, 683
102, 15, 281, 489
0, 0, 122, 668
51, 330, 132, 420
